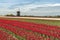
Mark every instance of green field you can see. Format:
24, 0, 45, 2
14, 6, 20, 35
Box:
4, 18, 60, 26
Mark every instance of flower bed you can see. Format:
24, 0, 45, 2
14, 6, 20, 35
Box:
0, 19, 60, 40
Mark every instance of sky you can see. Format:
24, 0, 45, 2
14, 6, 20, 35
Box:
0, 0, 60, 16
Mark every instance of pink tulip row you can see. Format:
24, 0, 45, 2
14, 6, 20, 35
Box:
0, 19, 60, 40
0, 30, 17, 40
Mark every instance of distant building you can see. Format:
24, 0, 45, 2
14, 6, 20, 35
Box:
17, 10, 20, 16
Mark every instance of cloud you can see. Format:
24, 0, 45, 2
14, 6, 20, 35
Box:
12, 3, 60, 11
1, 3, 60, 16
17, 3, 60, 16
0, 0, 60, 16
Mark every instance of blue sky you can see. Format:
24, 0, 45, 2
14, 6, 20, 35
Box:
0, 0, 60, 16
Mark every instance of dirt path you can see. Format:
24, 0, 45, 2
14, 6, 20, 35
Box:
0, 16, 60, 20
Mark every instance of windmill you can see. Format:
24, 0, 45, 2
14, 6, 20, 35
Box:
17, 8, 20, 16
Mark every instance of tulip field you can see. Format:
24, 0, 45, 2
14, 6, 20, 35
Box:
0, 18, 60, 40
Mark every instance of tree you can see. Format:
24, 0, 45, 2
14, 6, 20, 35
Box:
5, 14, 15, 16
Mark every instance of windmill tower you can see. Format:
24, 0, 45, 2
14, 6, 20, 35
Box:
17, 8, 20, 16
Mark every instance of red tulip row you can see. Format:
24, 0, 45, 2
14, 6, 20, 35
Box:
0, 23, 48, 40
0, 19, 60, 40
0, 30, 17, 40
